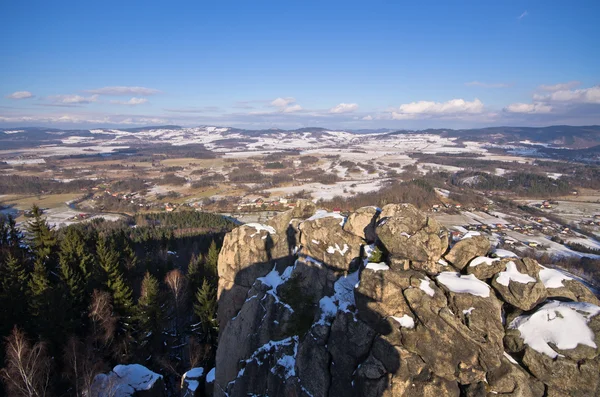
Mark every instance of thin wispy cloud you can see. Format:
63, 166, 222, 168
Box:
538, 81, 580, 92
86, 86, 161, 96
465, 81, 511, 88
518, 11, 528, 20
6, 91, 34, 100
48, 94, 99, 104
110, 97, 148, 105
329, 103, 359, 114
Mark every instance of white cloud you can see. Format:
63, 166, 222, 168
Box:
271, 97, 296, 108
86, 86, 161, 96
538, 81, 580, 92
392, 98, 484, 119
504, 102, 553, 114
465, 81, 510, 88
6, 91, 34, 99
533, 85, 600, 104
282, 104, 303, 113
268, 97, 303, 113
362, 115, 373, 121
49, 94, 99, 104
110, 97, 149, 105
329, 103, 359, 114
518, 11, 528, 20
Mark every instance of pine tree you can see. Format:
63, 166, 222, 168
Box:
193, 279, 218, 339
187, 254, 203, 292
0, 254, 29, 334
204, 240, 219, 282
96, 237, 133, 315
135, 272, 164, 360
26, 205, 57, 274
28, 258, 53, 338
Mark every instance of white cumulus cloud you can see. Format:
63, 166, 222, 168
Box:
282, 104, 303, 113
362, 115, 373, 121
504, 102, 553, 114
533, 85, 600, 104
392, 98, 484, 120
329, 103, 359, 114
86, 86, 161, 96
6, 91, 34, 99
110, 97, 149, 105
271, 97, 296, 108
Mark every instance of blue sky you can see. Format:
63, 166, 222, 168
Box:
1, 0, 599, 129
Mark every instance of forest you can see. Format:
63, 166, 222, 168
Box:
0, 208, 236, 396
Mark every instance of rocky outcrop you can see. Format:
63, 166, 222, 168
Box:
91, 364, 165, 397
213, 203, 600, 397
444, 235, 490, 270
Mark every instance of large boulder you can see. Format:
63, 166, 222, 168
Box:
91, 364, 165, 397
491, 258, 547, 311
505, 300, 600, 396
444, 235, 490, 270
343, 206, 380, 242
376, 204, 448, 263
465, 256, 508, 280
298, 210, 364, 271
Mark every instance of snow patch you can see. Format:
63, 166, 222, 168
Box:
538, 265, 573, 289
307, 209, 346, 226
509, 300, 600, 358
391, 314, 415, 329
496, 261, 536, 286
92, 364, 163, 397
327, 243, 349, 256
494, 249, 518, 258
419, 279, 435, 297
436, 272, 490, 298
245, 223, 277, 237
469, 256, 500, 267
463, 307, 475, 315
366, 262, 389, 272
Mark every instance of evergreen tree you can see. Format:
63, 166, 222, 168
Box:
187, 254, 203, 292
204, 240, 219, 282
26, 205, 57, 274
193, 279, 218, 339
96, 237, 133, 315
0, 254, 29, 334
135, 272, 164, 361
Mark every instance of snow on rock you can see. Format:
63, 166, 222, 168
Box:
469, 256, 500, 267
503, 352, 519, 365
317, 270, 360, 325
245, 223, 277, 237
92, 364, 163, 397
538, 265, 573, 289
461, 231, 481, 240
496, 261, 536, 286
391, 314, 415, 329
494, 249, 518, 258
438, 258, 449, 266
463, 307, 475, 315
326, 243, 349, 256
257, 265, 296, 312
509, 300, 600, 358
206, 367, 215, 383
242, 337, 299, 380
436, 272, 490, 298
419, 278, 435, 297
182, 367, 204, 393
365, 262, 389, 272
307, 209, 346, 226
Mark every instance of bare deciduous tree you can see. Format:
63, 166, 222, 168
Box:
165, 269, 188, 336
63, 336, 105, 397
0, 327, 52, 397
89, 289, 117, 345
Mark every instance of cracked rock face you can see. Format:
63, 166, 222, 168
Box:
213, 204, 600, 397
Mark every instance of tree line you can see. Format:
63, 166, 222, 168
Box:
0, 207, 233, 396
